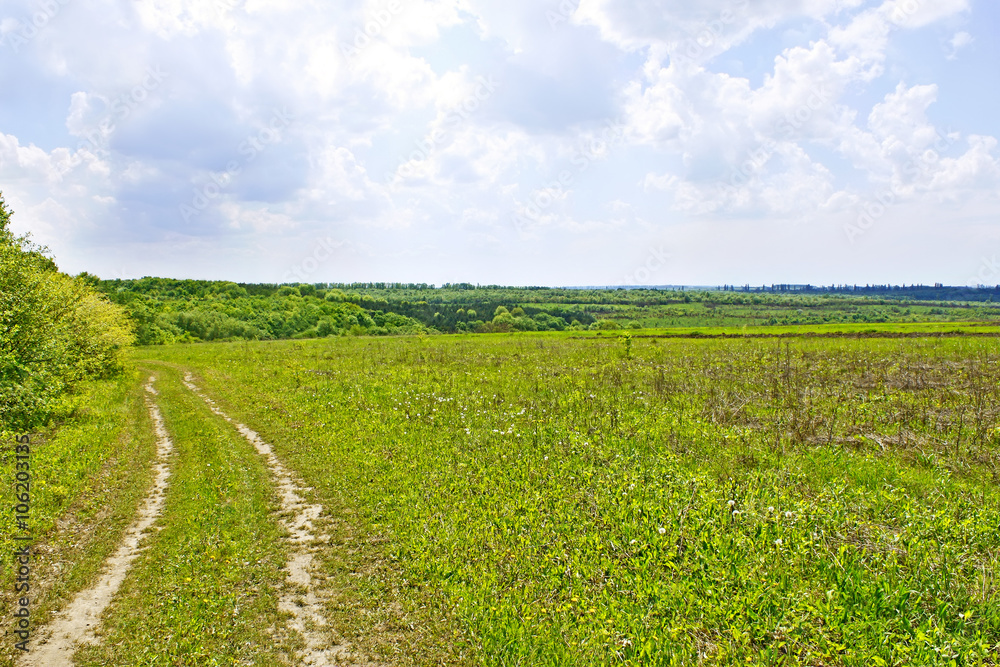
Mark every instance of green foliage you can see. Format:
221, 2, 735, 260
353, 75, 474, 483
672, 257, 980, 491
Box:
97, 277, 1000, 343
0, 193, 133, 432
618, 330, 633, 357
98, 278, 430, 344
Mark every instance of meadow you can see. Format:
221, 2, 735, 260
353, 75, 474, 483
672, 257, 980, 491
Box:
109, 328, 999, 665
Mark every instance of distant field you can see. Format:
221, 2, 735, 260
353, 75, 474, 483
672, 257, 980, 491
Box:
96, 277, 1000, 343
124, 330, 999, 666
616, 321, 1000, 337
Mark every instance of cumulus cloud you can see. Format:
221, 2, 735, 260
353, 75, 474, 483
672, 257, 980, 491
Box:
0, 0, 995, 283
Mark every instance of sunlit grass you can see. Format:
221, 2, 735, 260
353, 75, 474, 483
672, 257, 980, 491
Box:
0, 371, 157, 667
74, 365, 295, 666
138, 332, 1000, 665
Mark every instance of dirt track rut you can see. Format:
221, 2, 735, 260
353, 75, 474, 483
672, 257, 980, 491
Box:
182, 373, 351, 667
20, 377, 173, 667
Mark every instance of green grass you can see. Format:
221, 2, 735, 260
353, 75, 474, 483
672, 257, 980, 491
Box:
72, 363, 296, 666
0, 370, 157, 667
612, 321, 1000, 337
136, 333, 1000, 666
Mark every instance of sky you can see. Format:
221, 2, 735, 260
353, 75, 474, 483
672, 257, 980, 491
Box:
1, 0, 998, 287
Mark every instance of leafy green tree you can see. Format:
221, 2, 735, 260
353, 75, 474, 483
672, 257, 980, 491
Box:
1, 193, 134, 432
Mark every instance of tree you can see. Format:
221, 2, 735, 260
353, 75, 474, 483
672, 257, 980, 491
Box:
0, 192, 11, 237
1, 193, 134, 432
492, 309, 516, 331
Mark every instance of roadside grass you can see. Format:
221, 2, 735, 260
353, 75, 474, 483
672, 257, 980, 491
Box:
0, 370, 157, 667
73, 364, 295, 666
141, 352, 475, 667
139, 334, 1000, 665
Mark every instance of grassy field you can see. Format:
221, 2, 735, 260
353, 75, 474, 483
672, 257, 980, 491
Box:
72, 364, 297, 666
0, 371, 158, 667
120, 328, 999, 666
4, 325, 999, 665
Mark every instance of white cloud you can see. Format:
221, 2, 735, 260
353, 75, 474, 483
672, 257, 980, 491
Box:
0, 0, 996, 284
930, 136, 1000, 195
576, 0, 864, 59
879, 0, 969, 29
946, 30, 973, 60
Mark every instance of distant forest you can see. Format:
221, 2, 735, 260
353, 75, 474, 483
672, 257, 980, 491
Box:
91, 276, 1000, 345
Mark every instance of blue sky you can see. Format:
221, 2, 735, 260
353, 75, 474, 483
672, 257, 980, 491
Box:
1, 0, 998, 286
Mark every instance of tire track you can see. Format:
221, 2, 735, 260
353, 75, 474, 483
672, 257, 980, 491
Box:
20, 377, 173, 667
182, 373, 352, 667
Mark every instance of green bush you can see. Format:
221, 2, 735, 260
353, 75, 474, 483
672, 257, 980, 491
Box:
590, 319, 621, 330
0, 193, 134, 432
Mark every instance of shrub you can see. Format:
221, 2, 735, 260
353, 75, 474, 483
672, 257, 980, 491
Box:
1, 193, 134, 431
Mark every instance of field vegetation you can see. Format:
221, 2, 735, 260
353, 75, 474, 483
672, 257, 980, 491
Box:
3, 187, 999, 664
96, 277, 1000, 344
139, 332, 1000, 665
0, 370, 158, 666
